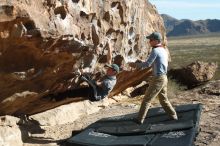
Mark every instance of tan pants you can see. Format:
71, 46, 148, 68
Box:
137, 75, 177, 123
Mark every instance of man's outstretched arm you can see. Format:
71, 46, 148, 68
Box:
107, 40, 113, 65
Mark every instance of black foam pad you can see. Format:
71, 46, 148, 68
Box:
66, 104, 202, 146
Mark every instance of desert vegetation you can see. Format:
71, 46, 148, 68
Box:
168, 33, 220, 80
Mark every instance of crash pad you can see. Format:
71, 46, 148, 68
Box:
66, 103, 202, 146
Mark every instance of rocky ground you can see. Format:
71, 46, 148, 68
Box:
20, 80, 220, 146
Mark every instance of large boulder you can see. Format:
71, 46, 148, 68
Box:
169, 61, 218, 88
30, 98, 114, 126
0, 0, 166, 115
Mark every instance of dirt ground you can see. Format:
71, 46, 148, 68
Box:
23, 81, 220, 146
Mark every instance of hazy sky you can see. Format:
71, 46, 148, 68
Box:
149, 0, 220, 20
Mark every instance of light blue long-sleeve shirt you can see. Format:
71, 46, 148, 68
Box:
137, 46, 168, 76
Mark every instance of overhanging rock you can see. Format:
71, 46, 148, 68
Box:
0, 0, 165, 115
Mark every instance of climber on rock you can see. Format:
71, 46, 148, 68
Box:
46, 39, 119, 101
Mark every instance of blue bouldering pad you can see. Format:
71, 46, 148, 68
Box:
66, 104, 202, 146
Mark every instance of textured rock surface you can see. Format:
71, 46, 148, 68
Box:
169, 61, 218, 88
0, 116, 23, 146
30, 97, 113, 126
0, 0, 166, 115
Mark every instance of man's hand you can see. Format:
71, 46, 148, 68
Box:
96, 81, 102, 86
128, 62, 137, 68
74, 69, 82, 76
79, 68, 84, 74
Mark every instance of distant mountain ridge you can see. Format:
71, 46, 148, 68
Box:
161, 14, 220, 36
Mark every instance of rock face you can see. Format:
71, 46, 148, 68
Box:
0, 116, 23, 146
30, 98, 113, 126
0, 0, 166, 115
169, 61, 218, 88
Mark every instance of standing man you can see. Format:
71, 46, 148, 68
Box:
129, 32, 178, 124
